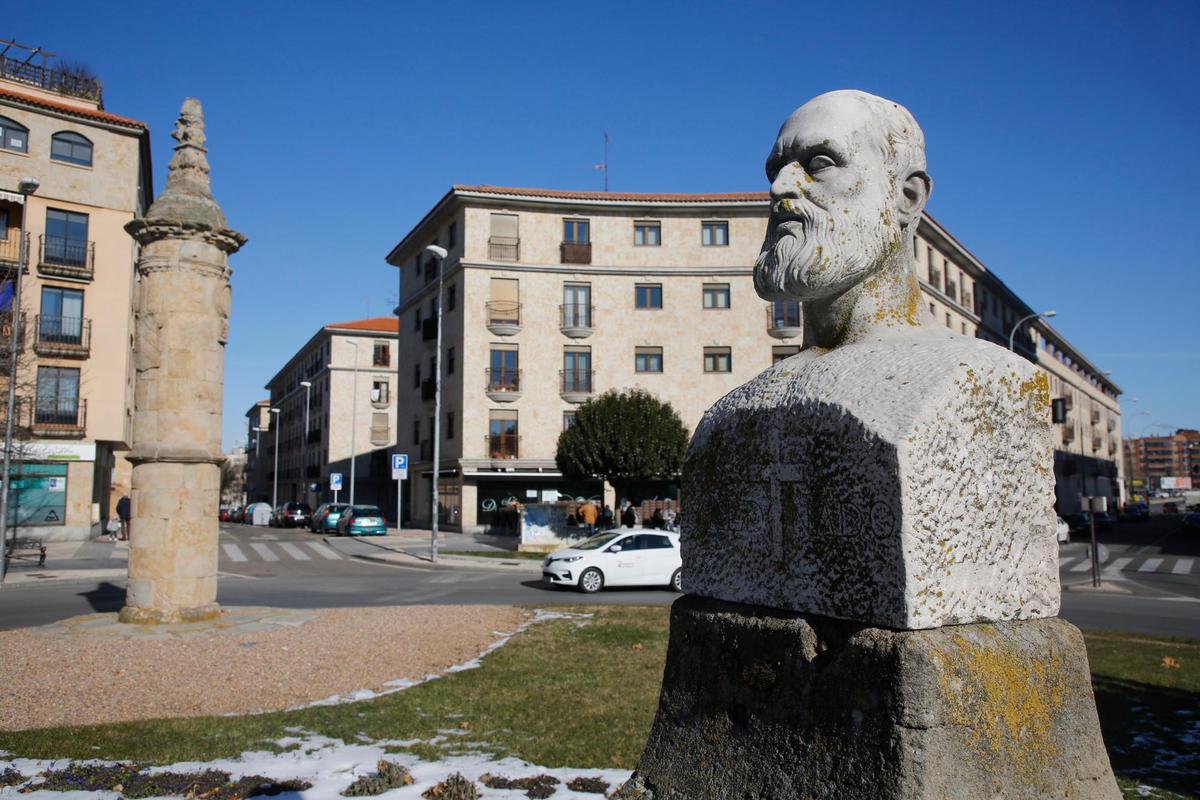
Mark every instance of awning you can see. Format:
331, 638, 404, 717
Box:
0, 190, 25, 205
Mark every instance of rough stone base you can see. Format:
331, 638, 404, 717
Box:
118, 602, 221, 625
613, 595, 1119, 800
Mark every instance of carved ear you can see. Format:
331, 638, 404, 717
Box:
897, 171, 931, 226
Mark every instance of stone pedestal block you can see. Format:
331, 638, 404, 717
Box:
614, 596, 1120, 800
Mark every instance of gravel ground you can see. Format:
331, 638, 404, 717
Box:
0, 605, 528, 731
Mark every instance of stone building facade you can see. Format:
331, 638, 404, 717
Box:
249, 318, 399, 512
1123, 429, 1200, 495
0, 53, 151, 540
382, 185, 1122, 531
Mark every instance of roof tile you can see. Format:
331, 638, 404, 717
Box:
0, 86, 147, 130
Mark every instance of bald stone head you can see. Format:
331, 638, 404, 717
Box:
754, 90, 931, 303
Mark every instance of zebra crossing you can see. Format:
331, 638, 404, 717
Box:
1059, 553, 1196, 578
220, 538, 345, 564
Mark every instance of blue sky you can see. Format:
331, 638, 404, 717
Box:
12, 0, 1200, 449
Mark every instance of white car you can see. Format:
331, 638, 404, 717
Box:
1056, 516, 1070, 544
543, 530, 683, 593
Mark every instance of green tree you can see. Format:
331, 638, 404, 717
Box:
555, 389, 688, 499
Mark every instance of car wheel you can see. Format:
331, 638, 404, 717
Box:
670, 569, 683, 592
578, 567, 604, 594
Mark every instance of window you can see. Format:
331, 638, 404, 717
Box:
0, 116, 28, 154
488, 410, 518, 458
928, 302, 935, 316
634, 221, 661, 246
945, 313, 951, 328
961, 322, 967, 335
703, 284, 730, 309
489, 213, 519, 261
563, 218, 590, 244
770, 300, 801, 329
372, 342, 390, 367
563, 412, 576, 430
447, 221, 458, 249
773, 345, 801, 363
446, 411, 455, 440
489, 346, 519, 390
635, 284, 662, 309
412, 419, 420, 445
50, 131, 93, 166
371, 380, 389, 404
447, 346, 455, 375
44, 209, 90, 266
635, 347, 663, 373
701, 221, 728, 246
412, 363, 421, 388
488, 277, 520, 326
563, 348, 592, 392
0, 208, 8, 240
36, 366, 80, 424
39, 286, 84, 344
563, 283, 591, 328
447, 282, 457, 312
704, 347, 731, 373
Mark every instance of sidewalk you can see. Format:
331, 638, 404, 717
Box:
2, 537, 129, 588
322, 528, 542, 572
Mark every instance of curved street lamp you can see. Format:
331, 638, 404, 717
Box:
425, 244, 448, 564
1009, 309, 1056, 352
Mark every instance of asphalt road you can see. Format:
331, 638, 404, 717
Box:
2, 518, 1198, 637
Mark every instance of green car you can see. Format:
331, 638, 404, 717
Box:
337, 505, 388, 536
310, 502, 350, 533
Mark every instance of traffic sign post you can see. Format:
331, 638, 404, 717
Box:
392, 455, 408, 531
330, 472, 343, 504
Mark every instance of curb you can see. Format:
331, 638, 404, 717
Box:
0, 570, 129, 590
323, 536, 542, 573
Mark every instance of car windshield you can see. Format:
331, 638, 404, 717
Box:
328, 504, 349, 513
354, 506, 382, 516
574, 532, 622, 551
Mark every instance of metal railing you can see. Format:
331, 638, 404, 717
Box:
0, 232, 28, 267
32, 397, 87, 436
485, 368, 521, 393
560, 303, 594, 330
38, 235, 94, 279
0, 54, 102, 101
560, 369, 594, 395
33, 315, 90, 357
560, 241, 592, 264
488, 236, 519, 261
485, 433, 520, 459
485, 300, 521, 329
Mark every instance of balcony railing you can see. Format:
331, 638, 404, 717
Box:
0, 53, 103, 101
0, 232, 28, 268
485, 368, 521, 401
560, 369, 594, 402
559, 303, 595, 338
32, 398, 87, 438
560, 241, 592, 264
486, 433, 520, 459
488, 236, 519, 261
38, 235, 94, 280
485, 300, 521, 335
767, 302, 802, 339
33, 315, 90, 358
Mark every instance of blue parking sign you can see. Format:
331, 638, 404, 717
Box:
330, 472, 343, 491
392, 454, 408, 480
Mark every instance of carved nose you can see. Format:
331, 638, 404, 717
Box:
770, 164, 804, 199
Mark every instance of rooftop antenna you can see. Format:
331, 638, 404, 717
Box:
594, 131, 610, 192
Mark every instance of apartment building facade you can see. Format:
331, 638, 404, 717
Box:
0, 47, 151, 539
387, 185, 1123, 532
1123, 429, 1200, 494
246, 318, 399, 512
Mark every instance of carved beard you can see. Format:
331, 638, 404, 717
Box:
754, 197, 900, 301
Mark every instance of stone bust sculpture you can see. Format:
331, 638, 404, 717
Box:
683, 90, 1058, 630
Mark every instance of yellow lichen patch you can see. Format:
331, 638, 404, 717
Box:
1018, 371, 1050, 411
930, 629, 1068, 788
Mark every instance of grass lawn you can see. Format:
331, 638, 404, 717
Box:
1, 607, 1195, 799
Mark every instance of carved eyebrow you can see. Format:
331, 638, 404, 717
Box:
767, 137, 848, 178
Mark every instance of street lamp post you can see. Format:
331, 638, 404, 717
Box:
300, 380, 311, 504
1009, 309, 1056, 352
425, 244, 448, 563
270, 407, 281, 510
1, 177, 39, 582
347, 340, 359, 506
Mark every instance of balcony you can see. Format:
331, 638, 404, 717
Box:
421, 378, 436, 402
559, 303, 594, 338
0, 52, 103, 102
560, 241, 592, 265
1090, 408, 1101, 424
38, 235, 94, 281
485, 300, 522, 336
560, 369, 594, 404
0, 232, 27, 269
485, 368, 522, 402
767, 302, 802, 339
421, 317, 438, 346
33, 316, 90, 358
488, 236, 519, 262
32, 398, 87, 438
486, 433, 520, 460
1092, 435, 1103, 452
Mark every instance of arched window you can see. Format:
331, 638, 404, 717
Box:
50, 131, 93, 166
0, 115, 29, 154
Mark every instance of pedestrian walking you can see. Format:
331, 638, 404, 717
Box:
116, 493, 131, 541
663, 500, 678, 533
578, 499, 599, 536
600, 504, 614, 529
621, 499, 639, 528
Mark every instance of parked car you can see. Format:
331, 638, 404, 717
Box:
1182, 511, 1200, 531
1055, 516, 1070, 544
1092, 511, 1114, 530
310, 502, 350, 533
274, 502, 312, 528
1163, 502, 1180, 514
542, 530, 683, 593
1062, 513, 1090, 535
1119, 503, 1149, 522
337, 505, 387, 536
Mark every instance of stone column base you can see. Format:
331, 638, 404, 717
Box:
613, 595, 1119, 800
118, 603, 221, 625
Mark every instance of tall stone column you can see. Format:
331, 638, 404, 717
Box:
119, 98, 245, 624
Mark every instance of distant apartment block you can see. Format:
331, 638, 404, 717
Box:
0, 42, 151, 539
1123, 429, 1200, 492
384, 185, 1123, 531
